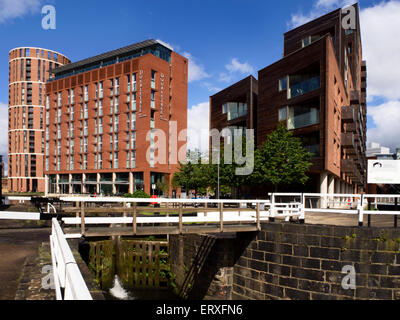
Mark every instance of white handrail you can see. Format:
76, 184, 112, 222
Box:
50, 218, 92, 300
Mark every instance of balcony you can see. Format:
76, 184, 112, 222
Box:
341, 159, 355, 174
288, 76, 320, 99
226, 102, 247, 121
341, 132, 355, 149
350, 90, 360, 104
344, 122, 357, 133
341, 106, 355, 123
287, 107, 319, 130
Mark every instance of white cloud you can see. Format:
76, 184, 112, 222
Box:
288, 0, 355, 28
0, 0, 43, 23
187, 102, 209, 154
367, 100, 400, 150
181, 52, 210, 83
219, 58, 254, 83
201, 82, 222, 93
360, 1, 400, 101
225, 58, 254, 74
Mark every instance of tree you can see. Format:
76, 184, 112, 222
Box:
251, 123, 312, 191
172, 152, 211, 198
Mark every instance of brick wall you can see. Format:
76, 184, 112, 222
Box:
169, 223, 400, 300
233, 223, 400, 300
170, 234, 240, 300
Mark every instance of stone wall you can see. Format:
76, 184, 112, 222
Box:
233, 223, 400, 300
169, 233, 242, 300
170, 223, 400, 300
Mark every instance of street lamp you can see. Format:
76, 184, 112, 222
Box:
212, 147, 220, 199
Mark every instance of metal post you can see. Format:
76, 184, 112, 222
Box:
219, 202, 223, 232
299, 193, 305, 224
270, 194, 275, 222
368, 199, 371, 227
256, 203, 261, 231
395, 197, 398, 228
80, 202, 85, 235
358, 194, 364, 227
179, 203, 183, 234
217, 162, 220, 200
133, 202, 137, 235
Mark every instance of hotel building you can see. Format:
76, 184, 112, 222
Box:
44, 40, 188, 196
8, 47, 70, 193
210, 4, 367, 194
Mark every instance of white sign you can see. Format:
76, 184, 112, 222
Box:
368, 160, 400, 184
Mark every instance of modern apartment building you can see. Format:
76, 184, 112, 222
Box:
210, 4, 367, 194
8, 47, 70, 193
45, 40, 188, 196
210, 76, 258, 145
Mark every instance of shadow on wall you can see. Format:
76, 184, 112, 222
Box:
173, 232, 257, 300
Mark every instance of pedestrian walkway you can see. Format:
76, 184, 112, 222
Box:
0, 224, 50, 300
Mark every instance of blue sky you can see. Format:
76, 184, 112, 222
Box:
1, 0, 400, 161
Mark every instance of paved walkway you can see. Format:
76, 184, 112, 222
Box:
0, 222, 50, 300
305, 212, 399, 228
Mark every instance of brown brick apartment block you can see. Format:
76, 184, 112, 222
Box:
8, 47, 70, 193
45, 39, 188, 196
210, 4, 367, 195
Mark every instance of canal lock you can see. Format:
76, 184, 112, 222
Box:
80, 236, 179, 300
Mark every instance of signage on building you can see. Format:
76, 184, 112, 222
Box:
139, 70, 143, 113
368, 160, 400, 184
160, 73, 164, 114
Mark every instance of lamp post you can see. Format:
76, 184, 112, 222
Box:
212, 147, 220, 199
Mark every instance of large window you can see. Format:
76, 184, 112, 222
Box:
288, 73, 320, 99
279, 102, 319, 130
222, 102, 247, 121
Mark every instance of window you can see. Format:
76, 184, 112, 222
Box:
226, 102, 247, 121
127, 75, 131, 92
99, 82, 103, 98
279, 77, 287, 91
132, 92, 136, 111
84, 85, 88, 101
302, 35, 320, 48
279, 107, 287, 122
222, 104, 228, 114
151, 90, 155, 109
151, 70, 156, 89
132, 73, 137, 91
115, 78, 119, 95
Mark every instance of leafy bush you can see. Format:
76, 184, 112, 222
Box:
124, 190, 151, 206
124, 190, 150, 198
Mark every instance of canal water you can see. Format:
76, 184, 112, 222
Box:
82, 236, 180, 300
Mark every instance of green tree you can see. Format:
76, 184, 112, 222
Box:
172, 152, 211, 198
251, 123, 312, 191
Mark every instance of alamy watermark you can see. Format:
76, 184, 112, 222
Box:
42, 5, 56, 30
341, 265, 356, 290
42, 265, 55, 290
341, 4, 356, 30
145, 124, 255, 176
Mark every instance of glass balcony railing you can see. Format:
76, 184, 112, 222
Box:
304, 144, 320, 157
288, 76, 320, 99
287, 109, 319, 130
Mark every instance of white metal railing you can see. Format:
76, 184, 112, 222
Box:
0, 211, 40, 220
50, 218, 92, 300
58, 196, 303, 237
57, 193, 400, 231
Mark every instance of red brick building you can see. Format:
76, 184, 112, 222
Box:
8, 47, 70, 193
210, 4, 367, 195
44, 40, 188, 196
